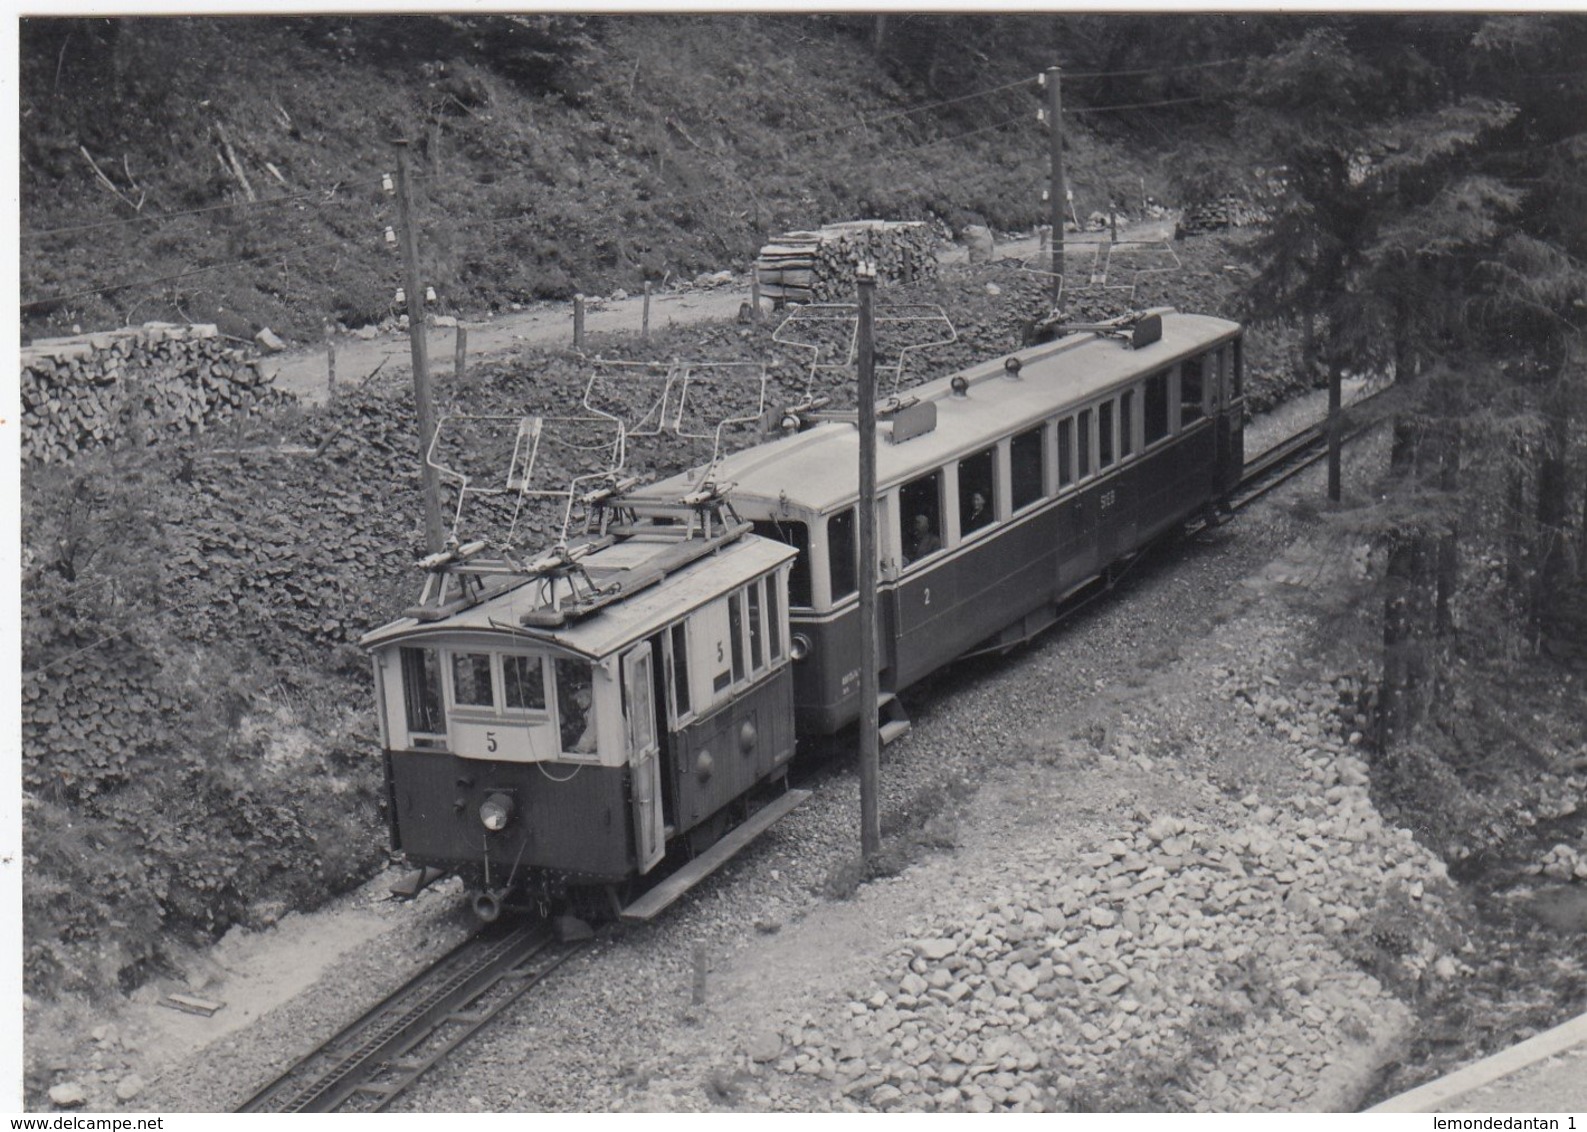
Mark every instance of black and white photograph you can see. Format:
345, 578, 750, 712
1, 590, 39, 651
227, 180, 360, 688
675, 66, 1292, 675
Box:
10, 7, 1587, 1117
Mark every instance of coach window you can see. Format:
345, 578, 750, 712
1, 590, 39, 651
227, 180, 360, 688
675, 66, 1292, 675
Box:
958, 447, 997, 537
827, 508, 858, 600
750, 519, 811, 608
555, 659, 597, 757
1098, 401, 1116, 469
1144, 371, 1170, 444
1011, 425, 1046, 510
1120, 390, 1135, 458
748, 582, 766, 672
451, 652, 494, 709
503, 653, 547, 712
1057, 416, 1075, 489
401, 646, 446, 739
1181, 355, 1206, 425
1077, 409, 1093, 480
900, 470, 943, 566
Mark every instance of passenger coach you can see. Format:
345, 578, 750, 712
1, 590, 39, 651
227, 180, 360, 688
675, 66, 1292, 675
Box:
629, 308, 1245, 737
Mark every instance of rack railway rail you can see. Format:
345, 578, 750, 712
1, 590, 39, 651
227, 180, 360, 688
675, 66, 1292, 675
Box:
235, 383, 1389, 1116
236, 921, 587, 1113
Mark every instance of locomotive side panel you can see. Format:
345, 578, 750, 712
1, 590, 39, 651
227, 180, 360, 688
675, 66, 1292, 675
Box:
667, 664, 796, 829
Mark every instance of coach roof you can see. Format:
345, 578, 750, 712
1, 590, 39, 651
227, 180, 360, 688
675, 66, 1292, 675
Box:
635, 308, 1240, 516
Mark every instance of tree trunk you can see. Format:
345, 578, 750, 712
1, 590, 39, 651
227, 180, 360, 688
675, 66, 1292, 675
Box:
1380, 531, 1431, 751
1435, 419, 1460, 638
1534, 368, 1571, 633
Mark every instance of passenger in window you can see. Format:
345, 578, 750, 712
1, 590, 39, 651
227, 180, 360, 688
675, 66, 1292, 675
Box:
965, 491, 990, 530
905, 514, 940, 564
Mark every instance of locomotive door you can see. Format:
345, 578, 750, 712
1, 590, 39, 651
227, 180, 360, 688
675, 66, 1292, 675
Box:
622, 643, 665, 873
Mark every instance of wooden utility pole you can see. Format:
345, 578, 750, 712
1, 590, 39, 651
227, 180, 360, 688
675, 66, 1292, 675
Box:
856, 263, 881, 860
394, 141, 446, 553
1327, 360, 1342, 503
1045, 65, 1066, 303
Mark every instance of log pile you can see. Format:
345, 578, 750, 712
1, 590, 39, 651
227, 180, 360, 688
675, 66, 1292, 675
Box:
755, 220, 938, 303
20, 323, 293, 464
1174, 196, 1271, 237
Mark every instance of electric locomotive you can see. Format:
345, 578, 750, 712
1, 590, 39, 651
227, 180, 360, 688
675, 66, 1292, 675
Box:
362, 449, 804, 922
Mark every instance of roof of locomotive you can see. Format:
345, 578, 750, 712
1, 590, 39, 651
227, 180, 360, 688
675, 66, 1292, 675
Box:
360, 532, 796, 659
631, 308, 1241, 516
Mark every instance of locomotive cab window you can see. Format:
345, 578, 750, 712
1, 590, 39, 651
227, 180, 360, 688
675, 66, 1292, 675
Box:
1011, 425, 1046, 511
1077, 409, 1093, 479
1120, 390, 1135, 458
1144, 371, 1170, 445
766, 572, 784, 661
1057, 416, 1075, 488
401, 646, 446, 741
554, 659, 597, 757
728, 592, 746, 683
668, 622, 692, 722
748, 582, 766, 672
827, 508, 858, 601
958, 447, 997, 537
450, 652, 494, 709
900, 470, 943, 566
1181, 356, 1206, 424
750, 519, 811, 608
1098, 401, 1115, 469
502, 653, 547, 712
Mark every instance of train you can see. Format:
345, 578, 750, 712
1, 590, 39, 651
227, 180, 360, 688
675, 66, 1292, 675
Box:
359, 307, 1245, 922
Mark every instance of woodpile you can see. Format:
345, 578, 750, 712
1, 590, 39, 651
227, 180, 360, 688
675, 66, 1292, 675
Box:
1175, 196, 1270, 238
755, 220, 938, 304
20, 323, 293, 464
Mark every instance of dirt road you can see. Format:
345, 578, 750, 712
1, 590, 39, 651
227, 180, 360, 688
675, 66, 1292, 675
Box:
264, 224, 1174, 405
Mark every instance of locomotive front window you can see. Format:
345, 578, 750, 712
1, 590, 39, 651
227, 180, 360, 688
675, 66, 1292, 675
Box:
1011, 425, 1045, 511
827, 508, 858, 600
1181, 356, 1206, 424
555, 659, 597, 755
401, 646, 446, 737
958, 447, 997, 536
502, 653, 547, 711
751, 519, 811, 608
1144, 372, 1170, 444
451, 652, 494, 708
899, 470, 943, 566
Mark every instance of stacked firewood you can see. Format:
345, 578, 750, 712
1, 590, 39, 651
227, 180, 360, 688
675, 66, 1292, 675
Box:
1174, 196, 1271, 237
755, 220, 938, 303
20, 323, 293, 464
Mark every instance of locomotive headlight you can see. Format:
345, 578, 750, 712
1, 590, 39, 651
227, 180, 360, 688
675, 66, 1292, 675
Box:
479, 792, 515, 832
789, 633, 812, 661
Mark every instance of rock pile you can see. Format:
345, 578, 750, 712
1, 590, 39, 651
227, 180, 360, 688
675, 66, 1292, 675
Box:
21, 323, 291, 464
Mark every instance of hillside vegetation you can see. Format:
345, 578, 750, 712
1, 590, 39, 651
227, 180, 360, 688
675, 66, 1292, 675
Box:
20, 13, 1199, 343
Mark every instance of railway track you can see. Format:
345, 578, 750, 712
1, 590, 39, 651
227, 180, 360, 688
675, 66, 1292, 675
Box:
1228, 387, 1388, 513
236, 920, 588, 1113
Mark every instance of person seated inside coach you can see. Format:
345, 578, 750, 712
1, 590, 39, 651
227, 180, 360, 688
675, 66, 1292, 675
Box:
904, 513, 940, 565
